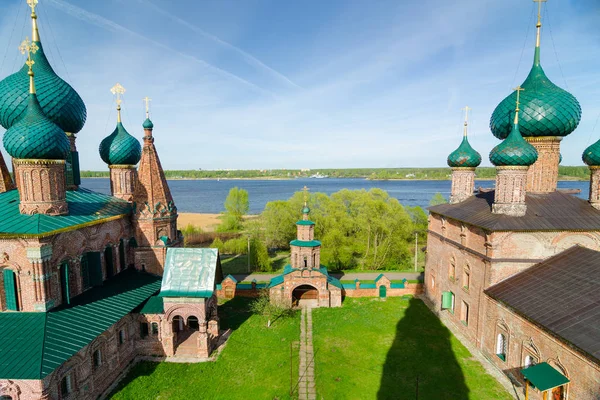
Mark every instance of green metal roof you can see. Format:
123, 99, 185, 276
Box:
3, 93, 70, 160
490, 47, 581, 139
296, 220, 315, 226
0, 188, 130, 238
138, 295, 164, 314
160, 248, 220, 298
0, 41, 86, 133
521, 362, 570, 392
489, 121, 538, 167
0, 269, 160, 379
583, 138, 600, 166
290, 239, 321, 247
99, 122, 142, 166
267, 264, 341, 289
447, 135, 481, 168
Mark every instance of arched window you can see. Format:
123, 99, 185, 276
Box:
524, 355, 536, 368
60, 373, 73, 396
449, 260, 456, 281
151, 322, 159, 335
118, 329, 126, 345
0, 396, 13, 400
188, 316, 199, 330
2, 268, 19, 311
140, 322, 149, 338
59, 262, 70, 306
496, 333, 507, 361
92, 349, 102, 369
104, 246, 114, 279
173, 316, 184, 332
462, 268, 470, 290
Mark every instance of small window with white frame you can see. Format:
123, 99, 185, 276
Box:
496, 333, 507, 361
524, 354, 537, 368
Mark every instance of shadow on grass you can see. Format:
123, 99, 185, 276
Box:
377, 298, 469, 400
218, 297, 255, 331
110, 361, 160, 397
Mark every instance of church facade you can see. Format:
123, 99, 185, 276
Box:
425, 3, 600, 399
0, 3, 221, 400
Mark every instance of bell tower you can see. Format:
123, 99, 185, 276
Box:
290, 186, 321, 269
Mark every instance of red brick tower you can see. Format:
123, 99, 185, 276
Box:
290, 186, 321, 269
132, 106, 181, 275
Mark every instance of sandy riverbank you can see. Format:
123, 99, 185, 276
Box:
178, 213, 222, 232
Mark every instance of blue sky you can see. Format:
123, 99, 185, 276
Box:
0, 0, 599, 170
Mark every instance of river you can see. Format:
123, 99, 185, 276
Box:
81, 178, 589, 214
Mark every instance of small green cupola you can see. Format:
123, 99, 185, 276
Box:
0, 8, 86, 133
448, 107, 481, 168
143, 118, 154, 129
3, 57, 69, 160
489, 3, 581, 140
583, 140, 600, 167
99, 84, 141, 166
490, 88, 538, 167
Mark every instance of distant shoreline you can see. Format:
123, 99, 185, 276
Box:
80, 176, 588, 182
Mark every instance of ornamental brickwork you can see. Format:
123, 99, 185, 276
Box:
14, 159, 68, 216
588, 166, 600, 210
450, 167, 475, 204
525, 137, 561, 193
109, 165, 137, 202
492, 166, 528, 216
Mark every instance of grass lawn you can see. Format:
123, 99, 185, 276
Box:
110, 298, 300, 400
312, 297, 512, 400
221, 252, 290, 275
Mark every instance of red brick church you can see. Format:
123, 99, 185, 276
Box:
0, 2, 221, 399
425, 3, 600, 399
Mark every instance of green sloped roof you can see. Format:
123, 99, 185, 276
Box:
521, 362, 569, 391
583, 139, 600, 166
296, 220, 315, 226
138, 295, 164, 314
99, 122, 142, 166
3, 93, 70, 160
447, 135, 481, 168
0, 188, 131, 238
142, 118, 154, 129
160, 248, 219, 298
290, 239, 321, 247
0, 270, 161, 379
490, 121, 538, 166
490, 47, 581, 139
0, 41, 86, 133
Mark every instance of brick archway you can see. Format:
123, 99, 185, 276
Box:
292, 284, 318, 307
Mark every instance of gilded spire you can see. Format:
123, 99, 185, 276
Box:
533, 0, 546, 64
302, 185, 309, 207
111, 83, 126, 123
19, 37, 39, 94
27, 0, 40, 42
513, 86, 525, 124
462, 106, 471, 137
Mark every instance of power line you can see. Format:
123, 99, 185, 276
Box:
0, 0, 23, 75
511, 2, 536, 88
37, 0, 73, 83
544, 4, 570, 91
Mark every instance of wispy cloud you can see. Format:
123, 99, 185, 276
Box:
44, 0, 275, 98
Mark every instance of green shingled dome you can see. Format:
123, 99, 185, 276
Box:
582, 140, 600, 166
142, 118, 154, 129
490, 48, 581, 140
447, 135, 481, 168
0, 41, 86, 133
302, 206, 310, 214
3, 93, 69, 160
99, 122, 142, 165
490, 121, 538, 167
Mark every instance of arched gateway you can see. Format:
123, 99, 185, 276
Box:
268, 193, 342, 308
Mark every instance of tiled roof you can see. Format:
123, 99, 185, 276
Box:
0, 269, 161, 379
485, 246, 600, 363
0, 188, 130, 238
429, 191, 600, 232
160, 248, 220, 298
99, 122, 142, 166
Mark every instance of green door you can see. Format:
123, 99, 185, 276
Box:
104, 247, 114, 279
88, 252, 103, 286
379, 285, 387, 298
3, 268, 18, 311
60, 263, 70, 305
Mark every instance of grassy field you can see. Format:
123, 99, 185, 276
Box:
110, 298, 300, 400
312, 297, 512, 400
221, 252, 290, 275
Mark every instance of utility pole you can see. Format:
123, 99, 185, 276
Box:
290, 342, 293, 396
247, 235, 250, 273
414, 232, 418, 271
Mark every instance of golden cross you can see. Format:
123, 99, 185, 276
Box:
513, 86, 525, 111
533, 0, 547, 24
19, 37, 38, 56
302, 185, 310, 205
462, 106, 471, 125
143, 96, 152, 117
110, 83, 126, 106
27, 0, 38, 14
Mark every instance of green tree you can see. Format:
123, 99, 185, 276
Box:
218, 187, 249, 232
429, 192, 448, 206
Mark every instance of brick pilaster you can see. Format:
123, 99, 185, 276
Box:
109, 165, 137, 201
525, 136, 561, 193
14, 159, 68, 216
589, 166, 600, 210
450, 167, 476, 204
492, 166, 529, 217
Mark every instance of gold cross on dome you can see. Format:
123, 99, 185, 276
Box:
513, 86, 525, 111
462, 106, 471, 125
110, 83, 126, 106
27, 0, 38, 13
19, 37, 38, 56
143, 96, 152, 116
302, 185, 310, 205
533, 0, 547, 20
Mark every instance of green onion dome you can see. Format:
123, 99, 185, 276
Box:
142, 118, 154, 129
0, 41, 86, 133
447, 135, 481, 168
490, 121, 538, 167
302, 206, 310, 214
3, 93, 69, 160
582, 140, 600, 166
99, 122, 142, 165
490, 48, 581, 140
